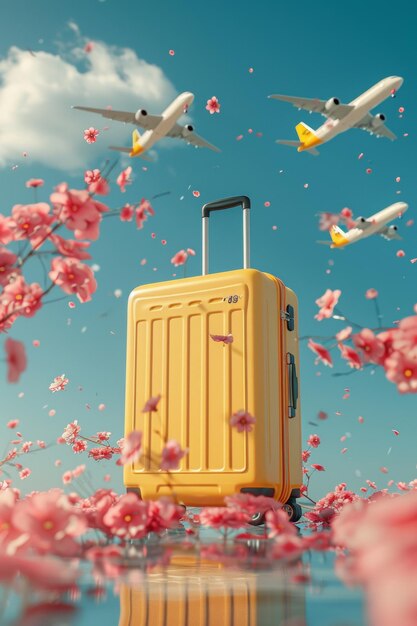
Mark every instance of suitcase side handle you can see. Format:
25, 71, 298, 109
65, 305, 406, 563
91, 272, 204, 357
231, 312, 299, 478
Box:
201, 196, 251, 275
287, 352, 299, 418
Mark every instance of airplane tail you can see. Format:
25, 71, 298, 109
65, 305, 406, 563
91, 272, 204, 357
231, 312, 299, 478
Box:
276, 137, 319, 156
132, 129, 142, 149
329, 224, 349, 247
295, 122, 316, 142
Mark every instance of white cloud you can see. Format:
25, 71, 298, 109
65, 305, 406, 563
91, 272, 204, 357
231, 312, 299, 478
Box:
0, 33, 177, 171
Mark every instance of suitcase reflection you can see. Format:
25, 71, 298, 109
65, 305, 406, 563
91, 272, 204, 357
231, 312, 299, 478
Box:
118, 551, 306, 626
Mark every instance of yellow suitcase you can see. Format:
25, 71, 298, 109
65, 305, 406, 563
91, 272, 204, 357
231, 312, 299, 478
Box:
124, 196, 302, 518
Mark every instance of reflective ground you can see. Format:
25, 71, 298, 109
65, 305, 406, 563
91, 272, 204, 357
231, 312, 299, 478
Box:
0, 525, 365, 626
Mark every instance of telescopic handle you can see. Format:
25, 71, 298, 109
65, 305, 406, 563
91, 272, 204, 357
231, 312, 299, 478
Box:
201, 196, 251, 275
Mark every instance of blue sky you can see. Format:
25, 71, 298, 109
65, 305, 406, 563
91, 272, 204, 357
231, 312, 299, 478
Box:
0, 0, 416, 499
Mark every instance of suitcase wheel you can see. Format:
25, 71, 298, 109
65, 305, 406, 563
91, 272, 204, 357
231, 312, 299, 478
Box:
248, 511, 266, 526
282, 499, 303, 523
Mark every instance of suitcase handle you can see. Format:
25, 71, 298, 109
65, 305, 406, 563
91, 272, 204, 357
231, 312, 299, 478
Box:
201, 196, 251, 275
287, 353, 298, 418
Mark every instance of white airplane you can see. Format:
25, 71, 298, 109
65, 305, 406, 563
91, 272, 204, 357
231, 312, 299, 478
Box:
318, 202, 408, 248
73, 92, 220, 158
270, 76, 403, 155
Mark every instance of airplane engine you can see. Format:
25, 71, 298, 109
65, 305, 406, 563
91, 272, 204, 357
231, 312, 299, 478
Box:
388, 224, 398, 233
356, 217, 367, 223
371, 113, 386, 128
182, 124, 194, 136
325, 97, 340, 112
135, 109, 148, 121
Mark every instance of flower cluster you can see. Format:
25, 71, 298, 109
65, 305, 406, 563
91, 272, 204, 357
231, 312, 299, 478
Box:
308, 289, 417, 393
305, 483, 360, 530
1, 173, 158, 383
332, 489, 417, 626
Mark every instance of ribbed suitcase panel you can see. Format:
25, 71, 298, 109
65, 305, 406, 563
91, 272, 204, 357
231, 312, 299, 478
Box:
133, 283, 247, 475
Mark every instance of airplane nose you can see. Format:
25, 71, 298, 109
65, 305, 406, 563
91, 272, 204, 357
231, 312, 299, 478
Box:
182, 91, 195, 104
391, 76, 404, 89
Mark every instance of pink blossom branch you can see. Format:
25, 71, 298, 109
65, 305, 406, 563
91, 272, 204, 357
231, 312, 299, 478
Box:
0, 282, 55, 327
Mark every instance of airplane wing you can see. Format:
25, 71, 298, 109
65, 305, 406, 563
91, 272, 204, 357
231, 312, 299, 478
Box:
72, 106, 163, 130
377, 225, 402, 241
353, 113, 397, 140
268, 94, 354, 120
168, 123, 221, 152
354, 219, 373, 230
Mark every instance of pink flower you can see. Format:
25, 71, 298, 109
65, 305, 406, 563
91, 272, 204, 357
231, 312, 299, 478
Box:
315, 289, 341, 320
49, 257, 97, 303
0, 247, 18, 287
96, 432, 111, 442
88, 447, 115, 461
62, 471, 72, 484
0, 214, 14, 245
311, 464, 325, 471
266, 508, 298, 538
5, 338, 27, 383
308, 339, 333, 367
120, 204, 134, 222
171, 250, 188, 266
103, 493, 148, 539
19, 468, 31, 480
146, 499, 184, 534
307, 434, 320, 448
116, 166, 132, 193
340, 207, 352, 219
230, 410, 256, 433
336, 326, 352, 342
160, 440, 188, 470
142, 394, 161, 412
83, 127, 99, 144
72, 440, 87, 454
120, 430, 143, 465
2, 276, 43, 317
224, 493, 279, 516
50, 235, 91, 260
365, 288, 378, 299
377, 329, 397, 363
135, 199, 154, 230
338, 343, 362, 369
393, 315, 417, 356
72, 465, 85, 478
62, 421, 80, 444
50, 187, 108, 240
50, 234, 91, 260
12, 489, 86, 556
84, 169, 101, 185
10, 203, 54, 245
210, 333, 233, 344
199, 507, 248, 529
302, 450, 311, 462
25, 179, 44, 188
88, 177, 110, 196
187, 248, 196, 256
50, 374, 69, 393
384, 350, 417, 393
319, 212, 339, 231
205, 96, 221, 114
22, 441, 32, 453
7, 419, 19, 429
0, 490, 22, 547
352, 329, 385, 364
